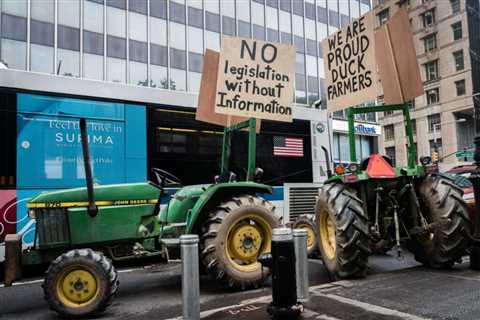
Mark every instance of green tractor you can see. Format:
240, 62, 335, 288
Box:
316, 104, 472, 279
4, 117, 280, 317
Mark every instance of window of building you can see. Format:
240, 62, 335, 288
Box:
411, 119, 417, 135
450, 0, 460, 14
423, 33, 436, 52
452, 21, 462, 40
422, 9, 435, 27
424, 60, 439, 81
384, 124, 395, 141
453, 50, 464, 71
426, 88, 439, 105
455, 79, 466, 96
428, 113, 441, 132
377, 9, 389, 25
385, 147, 396, 166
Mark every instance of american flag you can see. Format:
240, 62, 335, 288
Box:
273, 136, 304, 157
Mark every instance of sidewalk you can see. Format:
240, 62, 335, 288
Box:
201, 262, 479, 320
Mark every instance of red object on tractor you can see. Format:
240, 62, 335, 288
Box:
366, 154, 396, 178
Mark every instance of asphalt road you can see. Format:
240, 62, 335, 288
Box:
0, 254, 419, 319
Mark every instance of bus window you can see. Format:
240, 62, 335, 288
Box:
0, 91, 16, 189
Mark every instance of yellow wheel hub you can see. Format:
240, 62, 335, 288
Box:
226, 215, 272, 272
296, 223, 316, 251
57, 268, 99, 308
319, 210, 336, 260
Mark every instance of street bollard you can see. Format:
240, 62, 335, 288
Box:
180, 235, 200, 320
469, 136, 480, 269
293, 229, 309, 302
259, 227, 303, 318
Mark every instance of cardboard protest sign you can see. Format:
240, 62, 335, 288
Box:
214, 36, 295, 122
322, 12, 377, 112
375, 8, 423, 105
196, 49, 261, 132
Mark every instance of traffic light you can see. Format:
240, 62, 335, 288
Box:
432, 151, 439, 163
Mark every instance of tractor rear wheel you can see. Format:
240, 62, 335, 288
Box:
410, 174, 471, 268
43, 249, 118, 318
293, 215, 319, 258
315, 183, 370, 279
200, 195, 280, 290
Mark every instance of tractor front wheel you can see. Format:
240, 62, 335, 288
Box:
200, 195, 280, 290
315, 183, 370, 279
410, 174, 471, 268
43, 249, 118, 318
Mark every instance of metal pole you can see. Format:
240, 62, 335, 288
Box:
293, 229, 309, 302
181, 235, 200, 320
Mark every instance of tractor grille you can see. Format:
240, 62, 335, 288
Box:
36, 208, 70, 247
288, 186, 320, 221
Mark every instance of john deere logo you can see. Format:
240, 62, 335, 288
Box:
316, 122, 326, 133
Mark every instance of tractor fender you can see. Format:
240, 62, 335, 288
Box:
186, 182, 272, 234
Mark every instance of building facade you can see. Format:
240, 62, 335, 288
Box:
373, 0, 476, 168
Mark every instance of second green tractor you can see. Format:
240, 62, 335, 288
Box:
315, 104, 472, 279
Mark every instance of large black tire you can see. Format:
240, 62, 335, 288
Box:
292, 215, 319, 258
43, 249, 119, 318
410, 174, 471, 268
200, 195, 280, 290
315, 183, 370, 279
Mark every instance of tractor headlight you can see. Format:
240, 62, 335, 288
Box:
28, 209, 36, 219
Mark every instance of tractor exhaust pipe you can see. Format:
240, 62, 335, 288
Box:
321, 146, 332, 178
80, 118, 98, 217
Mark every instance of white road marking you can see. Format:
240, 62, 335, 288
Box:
316, 314, 342, 320
318, 293, 430, 320
0, 278, 43, 288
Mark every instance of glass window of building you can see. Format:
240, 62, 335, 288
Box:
317, 3, 327, 24
206, 11, 220, 33
329, 10, 339, 28
189, 71, 202, 92
424, 60, 438, 81
385, 147, 396, 166
107, 0, 126, 10
58, 25, 80, 77
279, 0, 291, 12
428, 113, 441, 132
170, 1, 186, 24
351, 0, 360, 18
266, 0, 278, 8
131, 61, 147, 86
205, 31, 220, 51
129, 0, 147, 14
455, 79, 466, 96
58, 0, 80, 28
1, 39, 27, 70
296, 53, 307, 104
450, 0, 461, 14
279, 10, 291, 43
453, 50, 464, 71
130, 11, 147, 42
237, 0, 250, 22
426, 88, 439, 105
306, 55, 318, 104
150, 65, 168, 88
304, 1, 315, 20
107, 35, 126, 59
338, 0, 349, 16
150, 43, 167, 66
188, 52, 203, 73
170, 68, 186, 91
107, 6, 126, 38
107, 57, 126, 83
188, 26, 203, 53
305, 18, 316, 54
252, 2, 265, 26
238, 20, 251, 38
150, 17, 167, 46
188, 6, 203, 28
411, 119, 417, 135
452, 21, 462, 40
2, 0, 27, 17
222, 16, 236, 36
84, 53, 104, 80
31, 0, 54, 23
170, 21, 186, 50
84, 0, 104, 33
150, 0, 167, 19
377, 9, 389, 25
253, 25, 266, 40
129, 40, 147, 85
292, 1, 304, 16
360, 2, 370, 15
384, 124, 394, 140
422, 9, 435, 27
31, 43, 54, 73
222, 0, 235, 18
423, 33, 436, 52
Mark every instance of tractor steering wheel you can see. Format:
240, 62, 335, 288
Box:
151, 168, 182, 187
